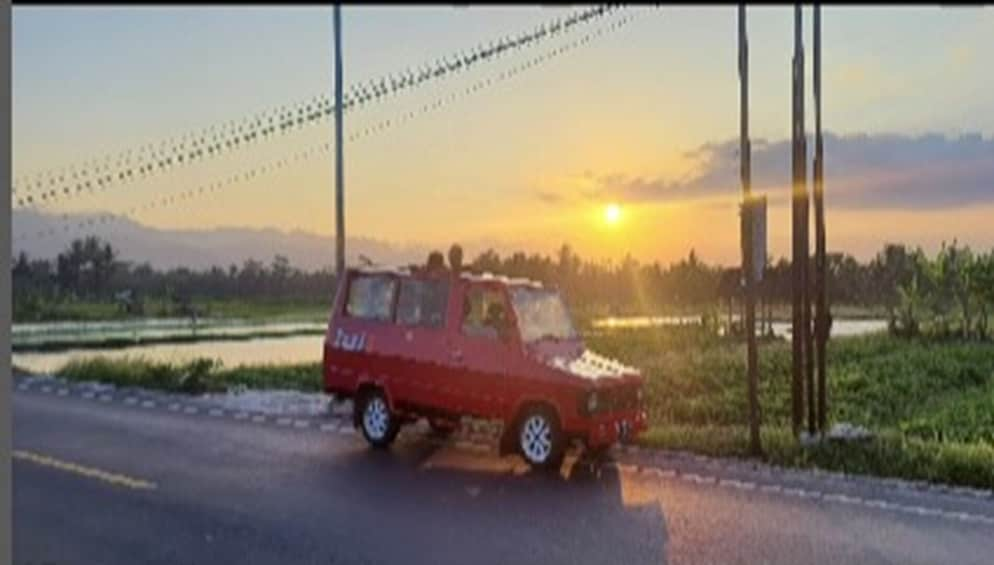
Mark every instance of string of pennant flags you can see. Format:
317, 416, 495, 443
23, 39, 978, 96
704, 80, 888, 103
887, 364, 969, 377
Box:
13, 7, 644, 245
11, 4, 621, 209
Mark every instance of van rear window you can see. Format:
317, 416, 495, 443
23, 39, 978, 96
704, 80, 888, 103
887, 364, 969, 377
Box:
345, 274, 397, 321
396, 278, 449, 328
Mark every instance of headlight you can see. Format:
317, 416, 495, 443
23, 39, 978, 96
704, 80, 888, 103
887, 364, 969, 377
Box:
586, 391, 599, 414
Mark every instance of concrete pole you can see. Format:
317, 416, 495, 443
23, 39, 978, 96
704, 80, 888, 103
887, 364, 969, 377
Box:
334, 4, 346, 277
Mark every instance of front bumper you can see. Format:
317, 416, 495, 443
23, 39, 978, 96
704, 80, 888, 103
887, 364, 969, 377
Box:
585, 409, 648, 448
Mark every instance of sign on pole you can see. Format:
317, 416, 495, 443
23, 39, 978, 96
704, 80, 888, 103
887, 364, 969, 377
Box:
740, 194, 767, 283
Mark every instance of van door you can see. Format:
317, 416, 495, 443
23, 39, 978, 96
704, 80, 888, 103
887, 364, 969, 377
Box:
393, 275, 451, 410
447, 282, 515, 418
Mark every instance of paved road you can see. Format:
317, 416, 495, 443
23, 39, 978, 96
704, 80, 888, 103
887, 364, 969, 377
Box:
12, 379, 994, 565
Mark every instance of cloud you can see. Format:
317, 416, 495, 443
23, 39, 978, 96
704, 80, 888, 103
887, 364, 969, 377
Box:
543, 132, 994, 210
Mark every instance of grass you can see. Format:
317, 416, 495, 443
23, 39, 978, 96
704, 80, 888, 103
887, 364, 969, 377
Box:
586, 327, 994, 444
54, 356, 323, 395
638, 425, 994, 490
584, 326, 994, 489
32, 326, 994, 490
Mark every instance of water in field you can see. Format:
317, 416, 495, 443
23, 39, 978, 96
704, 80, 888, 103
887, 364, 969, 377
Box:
592, 315, 887, 338
12, 335, 326, 375
11, 316, 888, 376
12, 318, 326, 347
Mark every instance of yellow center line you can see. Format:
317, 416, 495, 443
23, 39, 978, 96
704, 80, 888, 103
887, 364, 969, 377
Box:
13, 449, 158, 491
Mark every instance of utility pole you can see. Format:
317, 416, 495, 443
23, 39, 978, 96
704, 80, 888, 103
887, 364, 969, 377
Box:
333, 3, 346, 277
739, 4, 761, 456
802, 5, 815, 438
790, 3, 807, 436
813, 3, 828, 434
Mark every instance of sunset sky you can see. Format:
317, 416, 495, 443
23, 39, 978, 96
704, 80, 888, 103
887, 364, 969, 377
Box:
11, 5, 994, 267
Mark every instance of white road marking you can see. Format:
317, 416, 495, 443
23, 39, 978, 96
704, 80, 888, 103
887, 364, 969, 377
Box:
141, 400, 156, 409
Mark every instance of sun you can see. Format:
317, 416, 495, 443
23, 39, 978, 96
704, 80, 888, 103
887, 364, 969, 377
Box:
604, 203, 622, 226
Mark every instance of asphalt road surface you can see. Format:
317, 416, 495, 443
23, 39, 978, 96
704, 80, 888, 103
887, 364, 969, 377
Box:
12, 378, 994, 565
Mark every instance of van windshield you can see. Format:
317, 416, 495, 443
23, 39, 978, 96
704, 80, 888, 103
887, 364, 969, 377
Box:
509, 287, 579, 343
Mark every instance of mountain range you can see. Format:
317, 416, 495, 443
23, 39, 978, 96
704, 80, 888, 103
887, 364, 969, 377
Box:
11, 209, 436, 272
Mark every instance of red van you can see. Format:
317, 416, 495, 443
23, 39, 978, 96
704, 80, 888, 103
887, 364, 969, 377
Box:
323, 266, 647, 469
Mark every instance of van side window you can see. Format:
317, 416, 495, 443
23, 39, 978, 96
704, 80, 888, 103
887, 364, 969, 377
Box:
345, 274, 397, 322
461, 286, 506, 339
396, 278, 449, 328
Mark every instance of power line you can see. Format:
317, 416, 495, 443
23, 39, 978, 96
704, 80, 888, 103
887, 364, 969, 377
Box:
12, 5, 618, 209
13, 7, 643, 246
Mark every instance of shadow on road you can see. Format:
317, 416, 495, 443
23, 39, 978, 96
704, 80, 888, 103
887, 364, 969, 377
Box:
316, 439, 671, 564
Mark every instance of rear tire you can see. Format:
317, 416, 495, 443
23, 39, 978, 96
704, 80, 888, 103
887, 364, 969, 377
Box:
358, 389, 399, 448
517, 406, 565, 470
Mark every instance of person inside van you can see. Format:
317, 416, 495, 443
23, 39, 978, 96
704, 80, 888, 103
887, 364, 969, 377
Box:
448, 244, 464, 274
426, 251, 447, 275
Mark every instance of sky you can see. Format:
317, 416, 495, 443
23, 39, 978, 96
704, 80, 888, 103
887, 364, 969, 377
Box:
11, 5, 994, 267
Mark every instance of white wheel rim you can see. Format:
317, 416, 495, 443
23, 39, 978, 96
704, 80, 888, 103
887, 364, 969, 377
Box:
363, 397, 389, 440
520, 415, 552, 463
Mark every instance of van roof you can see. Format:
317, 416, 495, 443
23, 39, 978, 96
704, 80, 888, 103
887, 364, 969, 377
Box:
348, 265, 546, 289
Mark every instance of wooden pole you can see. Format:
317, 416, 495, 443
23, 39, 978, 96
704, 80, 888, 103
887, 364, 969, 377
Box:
799, 5, 815, 438
790, 4, 805, 436
739, 4, 761, 456
813, 3, 828, 434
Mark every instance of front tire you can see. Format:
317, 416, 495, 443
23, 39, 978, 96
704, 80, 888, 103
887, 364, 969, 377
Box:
358, 389, 399, 448
517, 406, 565, 470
